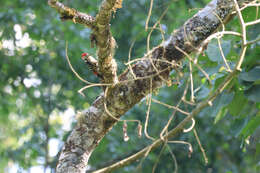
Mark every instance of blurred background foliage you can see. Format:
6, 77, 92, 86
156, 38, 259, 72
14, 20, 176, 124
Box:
0, 0, 259, 173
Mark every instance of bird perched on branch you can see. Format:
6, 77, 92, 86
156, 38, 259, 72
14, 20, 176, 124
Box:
81, 53, 103, 79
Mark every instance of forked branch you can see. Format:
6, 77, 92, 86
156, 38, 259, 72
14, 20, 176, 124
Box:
49, 0, 256, 173
48, 0, 121, 85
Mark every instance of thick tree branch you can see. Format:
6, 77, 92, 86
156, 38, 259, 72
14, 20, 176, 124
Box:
94, 0, 122, 84
48, 0, 96, 29
48, 0, 121, 84
92, 69, 240, 173
54, 0, 254, 173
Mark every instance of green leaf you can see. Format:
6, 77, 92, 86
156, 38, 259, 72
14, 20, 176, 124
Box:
230, 116, 249, 137
256, 142, 260, 157
240, 112, 260, 138
213, 75, 226, 91
196, 85, 210, 100
206, 40, 231, 63
228, 90, 248, 116
209, 92, 234, 122
239, 66, 260, 82
244, 85, 260, 102
214, 107, 228, 124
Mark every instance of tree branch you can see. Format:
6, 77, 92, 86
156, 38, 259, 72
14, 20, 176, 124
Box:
94, 0, 122, 84
48, 0, 120, 84
92, 69, 240, 173
54, 0, 254, 173
48, 0, 96, 29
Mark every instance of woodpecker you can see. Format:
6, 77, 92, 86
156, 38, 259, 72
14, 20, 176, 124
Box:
81, 53, 103, 79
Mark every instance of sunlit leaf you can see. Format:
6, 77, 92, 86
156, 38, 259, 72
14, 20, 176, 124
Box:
240, 112, 260, 138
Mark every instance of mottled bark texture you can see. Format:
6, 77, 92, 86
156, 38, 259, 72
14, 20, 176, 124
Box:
48, 0, 120, 84
55, 0, 253, 173
94, 0, 122, 84
48, 0, 96, 29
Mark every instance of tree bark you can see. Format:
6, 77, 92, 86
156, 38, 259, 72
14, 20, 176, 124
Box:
55, 0, 253, 172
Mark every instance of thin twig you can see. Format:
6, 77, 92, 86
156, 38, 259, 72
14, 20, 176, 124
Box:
240, 2, 260, 11
175, 46, 212, 85
217, 37, 232, 72
144, 79, 156, 140
78, 83, 110, 96
203, 31, 242, 44
152, 143, 167, 173
183, 118, 195, 133
135, 146, 153, 172
189, 61, 195, 102
193, 128, 208, 165
166, 144, 178, 173
128, 38, 137, 80
145, 0, 154, 31
167, 140, 193, 157
245, 18, 260, 26
146, 5, 169, 51
152, 98, 190, 116
246, 37, 260, 45
233, 0, 247, 71
159, 79, 190, 140
65, 42, 92, 85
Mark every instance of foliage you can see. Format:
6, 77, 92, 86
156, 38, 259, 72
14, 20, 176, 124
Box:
0, 0, 259, 173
